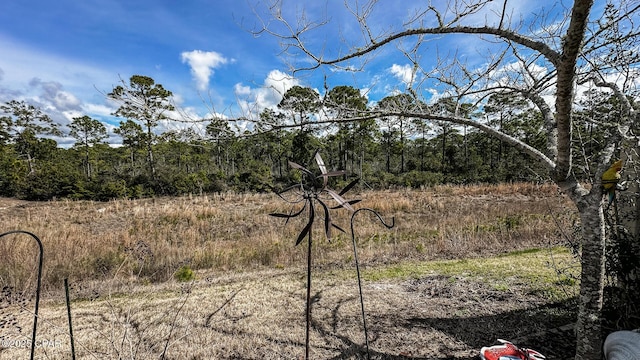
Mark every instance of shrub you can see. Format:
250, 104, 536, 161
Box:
174, 265, 195, 282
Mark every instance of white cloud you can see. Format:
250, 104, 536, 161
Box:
234, 69, 299, 118
181, 50, 230, 91
264, 70, 298, 98
82, 103, 116, 118
390, 64, 414, 86
30, 78, 82, 111
234, 83, 251, 96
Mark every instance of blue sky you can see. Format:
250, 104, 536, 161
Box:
0, 0, 574, 146
0, 1, 285, 136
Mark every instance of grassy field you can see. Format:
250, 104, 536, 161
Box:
0, 183, 581, 359
1, 183, 575, 291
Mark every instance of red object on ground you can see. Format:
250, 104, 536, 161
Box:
480, 339, 546, 360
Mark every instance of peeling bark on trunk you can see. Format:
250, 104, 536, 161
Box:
575, 193, 606, 360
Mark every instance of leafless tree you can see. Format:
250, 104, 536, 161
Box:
254, 1, 640, 359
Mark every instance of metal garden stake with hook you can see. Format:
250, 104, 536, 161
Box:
0, 230, 44, 360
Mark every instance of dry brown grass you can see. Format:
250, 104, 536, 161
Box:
0, 183, 574, 295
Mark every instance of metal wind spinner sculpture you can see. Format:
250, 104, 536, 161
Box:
270, 151, 394, 359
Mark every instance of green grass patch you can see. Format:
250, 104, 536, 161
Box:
499, 248, 542, 256
174, 265, 196, 282
361, 246, 578, 299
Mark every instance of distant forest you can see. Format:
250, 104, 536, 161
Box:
0, 75, 617, 201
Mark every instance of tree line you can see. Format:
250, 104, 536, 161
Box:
0, 75, 617, 201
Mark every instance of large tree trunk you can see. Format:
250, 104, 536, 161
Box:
574, 192, 606, 360
553, 2, 600, 357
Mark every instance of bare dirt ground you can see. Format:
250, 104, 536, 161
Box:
1, 265, 576, 360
